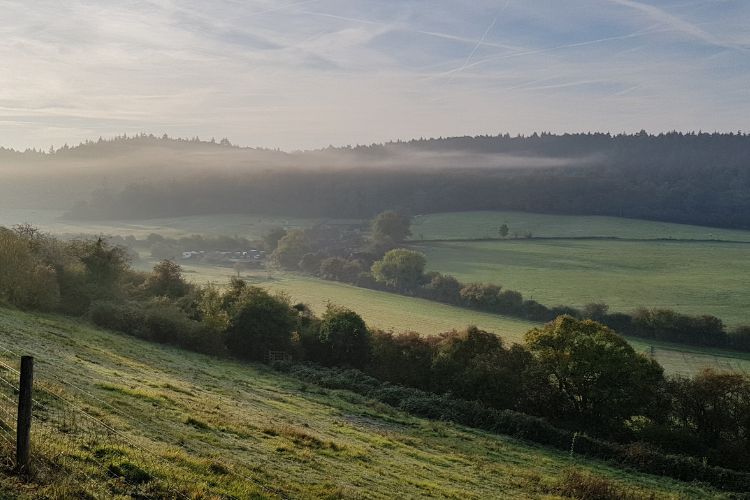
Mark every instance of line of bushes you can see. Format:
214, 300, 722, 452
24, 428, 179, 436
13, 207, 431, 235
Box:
302, 246, 750, 353
272, 362, 750, 494
266, 210, 750, 354
88, 300, 224, 355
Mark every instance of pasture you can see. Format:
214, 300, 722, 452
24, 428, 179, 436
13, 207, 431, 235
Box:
410, 210, 750, 242
0, 307, 719, 498
177, 263, 539, 337
5, 208, 750, 376
412, 239, 750, 327
0, 208, 360, 240
175, 262, 750, 377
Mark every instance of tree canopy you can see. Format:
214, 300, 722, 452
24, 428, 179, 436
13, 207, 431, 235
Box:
371, 211, 412, 243
524, 315, 664, 431
371, 248, 426, 291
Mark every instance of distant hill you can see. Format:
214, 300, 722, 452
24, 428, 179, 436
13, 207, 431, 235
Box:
1, 132, 749, 228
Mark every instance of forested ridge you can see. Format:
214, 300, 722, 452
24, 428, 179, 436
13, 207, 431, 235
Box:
57, 131, 750, 228
3, 131, 749, 228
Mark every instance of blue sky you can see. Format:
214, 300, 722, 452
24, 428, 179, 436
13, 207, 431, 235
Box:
0, 0, 748, 150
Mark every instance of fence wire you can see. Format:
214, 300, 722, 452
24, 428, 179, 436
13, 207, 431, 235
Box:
0, 350, 191, 499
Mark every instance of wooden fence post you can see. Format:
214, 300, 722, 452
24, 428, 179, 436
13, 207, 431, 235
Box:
15, 356, 33, 473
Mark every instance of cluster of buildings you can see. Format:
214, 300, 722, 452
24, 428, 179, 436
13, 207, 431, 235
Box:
180, 249, 266, 266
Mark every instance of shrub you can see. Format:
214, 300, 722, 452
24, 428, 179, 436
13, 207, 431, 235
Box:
271, 230, 309, 270
521, 299, 554, 321
316, 304, 371, 368
459, 283, 501, 309
369, 330, 435, 389
631, 308, 727, 346
496, 289, 523, 312
422, 273, 462, 303
371, 249, 426, 292
555, 468, 646, 500
224, 287, 296, 361
371, 210, 411, 243
431, 327, 532, 410
145, 306, 193, 344
298, 252, 323, 274
728, 326, 750, 352
144, 260, 190, 298
0, 228, 61, 311
89, 301, 147, 338
319, 257, 363, 283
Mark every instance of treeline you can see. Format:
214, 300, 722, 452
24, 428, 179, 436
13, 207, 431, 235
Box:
267, 213, 750, 353
65, 131, 750, 229
3, 225, 750, 488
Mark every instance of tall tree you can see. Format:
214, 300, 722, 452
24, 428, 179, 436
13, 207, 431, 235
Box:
372, 211, 411, 243
525, 315, 663, 431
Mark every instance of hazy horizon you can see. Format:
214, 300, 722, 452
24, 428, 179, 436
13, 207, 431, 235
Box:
2, 0, 749, 152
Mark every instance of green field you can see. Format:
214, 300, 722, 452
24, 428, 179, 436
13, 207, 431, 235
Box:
410, 211, 750, 242
172, 263, 750, 377
0, 307, 724, 498
412, 239, 750, 326
6, 209, 750, 376
177, 263, 538, 338
0, 209, 360, 240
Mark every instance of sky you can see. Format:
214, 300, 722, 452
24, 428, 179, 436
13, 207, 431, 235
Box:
0, 0, 748, 151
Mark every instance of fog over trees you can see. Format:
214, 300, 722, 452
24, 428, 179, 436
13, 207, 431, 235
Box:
2, 131, 749, 228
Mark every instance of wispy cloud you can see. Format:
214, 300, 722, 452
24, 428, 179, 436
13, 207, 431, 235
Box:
606, 0, 749, 51
0, 0, 748, 151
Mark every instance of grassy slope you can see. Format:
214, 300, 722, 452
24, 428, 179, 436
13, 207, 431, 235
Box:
0, 307, 725, 499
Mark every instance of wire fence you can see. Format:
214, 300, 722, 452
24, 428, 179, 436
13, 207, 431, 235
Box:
0, 348, 193, 498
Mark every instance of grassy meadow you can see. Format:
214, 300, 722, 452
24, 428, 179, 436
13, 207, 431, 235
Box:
412, 239, 750, 326
172, 263, 750, 377
0, 307, 726, 498
410, 210, 750, 242
0, 208, 360, 240
176, 263, 538, 337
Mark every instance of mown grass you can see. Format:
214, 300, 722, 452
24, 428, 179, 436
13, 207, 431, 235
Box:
0, 307, 731, 498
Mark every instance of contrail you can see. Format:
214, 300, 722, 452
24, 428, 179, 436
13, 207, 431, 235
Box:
457, 16, 498, 74
612, 84, 642, 96
453, 0, 512, 76
453, 25, 670, 76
